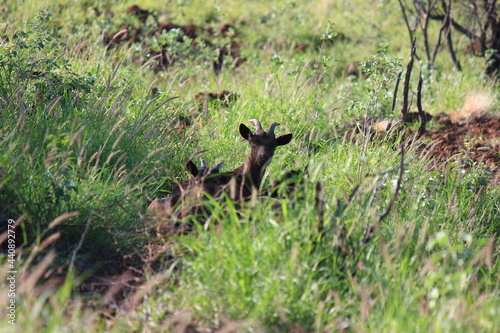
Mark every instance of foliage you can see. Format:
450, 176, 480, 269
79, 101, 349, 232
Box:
0, 1, 499, 332
358, 43, 402, 118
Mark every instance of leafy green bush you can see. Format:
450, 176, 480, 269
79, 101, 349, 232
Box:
0, 3, 498, 332
0, 11, 188, 271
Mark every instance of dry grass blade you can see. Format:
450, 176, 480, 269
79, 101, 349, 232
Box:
122, 274, 166, 314
102, 270, 135, 305
20, 251, 57, 294
471, 234, 496, 271
0, 216, 24, 245
48, 211, 79, 229
112, 29, 128, 41
140, 53, 162, 70
46, 96, 63, 117
25, 233, 61, 266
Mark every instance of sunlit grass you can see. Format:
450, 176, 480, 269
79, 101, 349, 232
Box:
0, 0, 499, 332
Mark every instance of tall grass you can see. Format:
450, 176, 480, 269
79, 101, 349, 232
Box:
1, 1, 499, 332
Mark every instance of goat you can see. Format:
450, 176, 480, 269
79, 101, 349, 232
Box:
148, 119, 292, 221
222, 119, 293, 200
148, 157, 223, 220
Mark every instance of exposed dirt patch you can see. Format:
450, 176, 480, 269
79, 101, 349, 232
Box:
343, 112, 500, 184
291, 32, 347, 54
420, 113, 500, 180
194, 90, 238, 106
102, 5, 245, 74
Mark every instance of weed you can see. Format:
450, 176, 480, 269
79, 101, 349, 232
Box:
0, 3, 498, 332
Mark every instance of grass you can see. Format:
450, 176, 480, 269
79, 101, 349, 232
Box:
1, 0, 499, 332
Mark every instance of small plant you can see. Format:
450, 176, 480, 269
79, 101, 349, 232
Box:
359, 43, 402, 118
0, 11, 96, 109
321, 21, 339, 45
0, 3, 498, 332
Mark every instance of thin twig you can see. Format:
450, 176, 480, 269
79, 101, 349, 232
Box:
432, 11, 447, 65
69, 214, 92, 272
378, 141, 406, 224
417, 70, 427, 135
398, 0, 418, 59
391, 71, 402, 113
401, 39, 416, 122
428, 14, 481, 41
421, 0, 439, 65
376, 156, 415, 176
442, 0, 462, 71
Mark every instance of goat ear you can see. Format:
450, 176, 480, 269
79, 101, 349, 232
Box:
276, 133, 293, 146
185, 160, 198, 177
239, 124, 253, 141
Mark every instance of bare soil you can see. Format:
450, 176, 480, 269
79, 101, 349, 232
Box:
343, 112, 500, 184
420, 113, 500, 183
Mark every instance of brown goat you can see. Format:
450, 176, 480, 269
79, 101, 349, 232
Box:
148, 157, 223, 219
222, 119, 292, 200
148, 119, 292, 221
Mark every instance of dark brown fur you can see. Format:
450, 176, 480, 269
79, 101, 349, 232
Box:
148, 120, 292, 221
221, 120, 292, 200
148, 157, 223, 219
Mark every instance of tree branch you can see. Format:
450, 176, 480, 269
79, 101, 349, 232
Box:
417, 70, 427, 135
401, 39, 416, 122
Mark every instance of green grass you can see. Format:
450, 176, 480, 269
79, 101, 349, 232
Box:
1, 0, 499, 332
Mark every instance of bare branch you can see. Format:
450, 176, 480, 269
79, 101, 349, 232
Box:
399, 0, 421, 60
432, 11, 447, 65
417, 70, 427, 135
378, 141, 406, 224
401, 39, 416, 122
421, 0, 439, 65
442, 0, 462, 71
391, 71, 403, 113
429, 14, 482, 41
